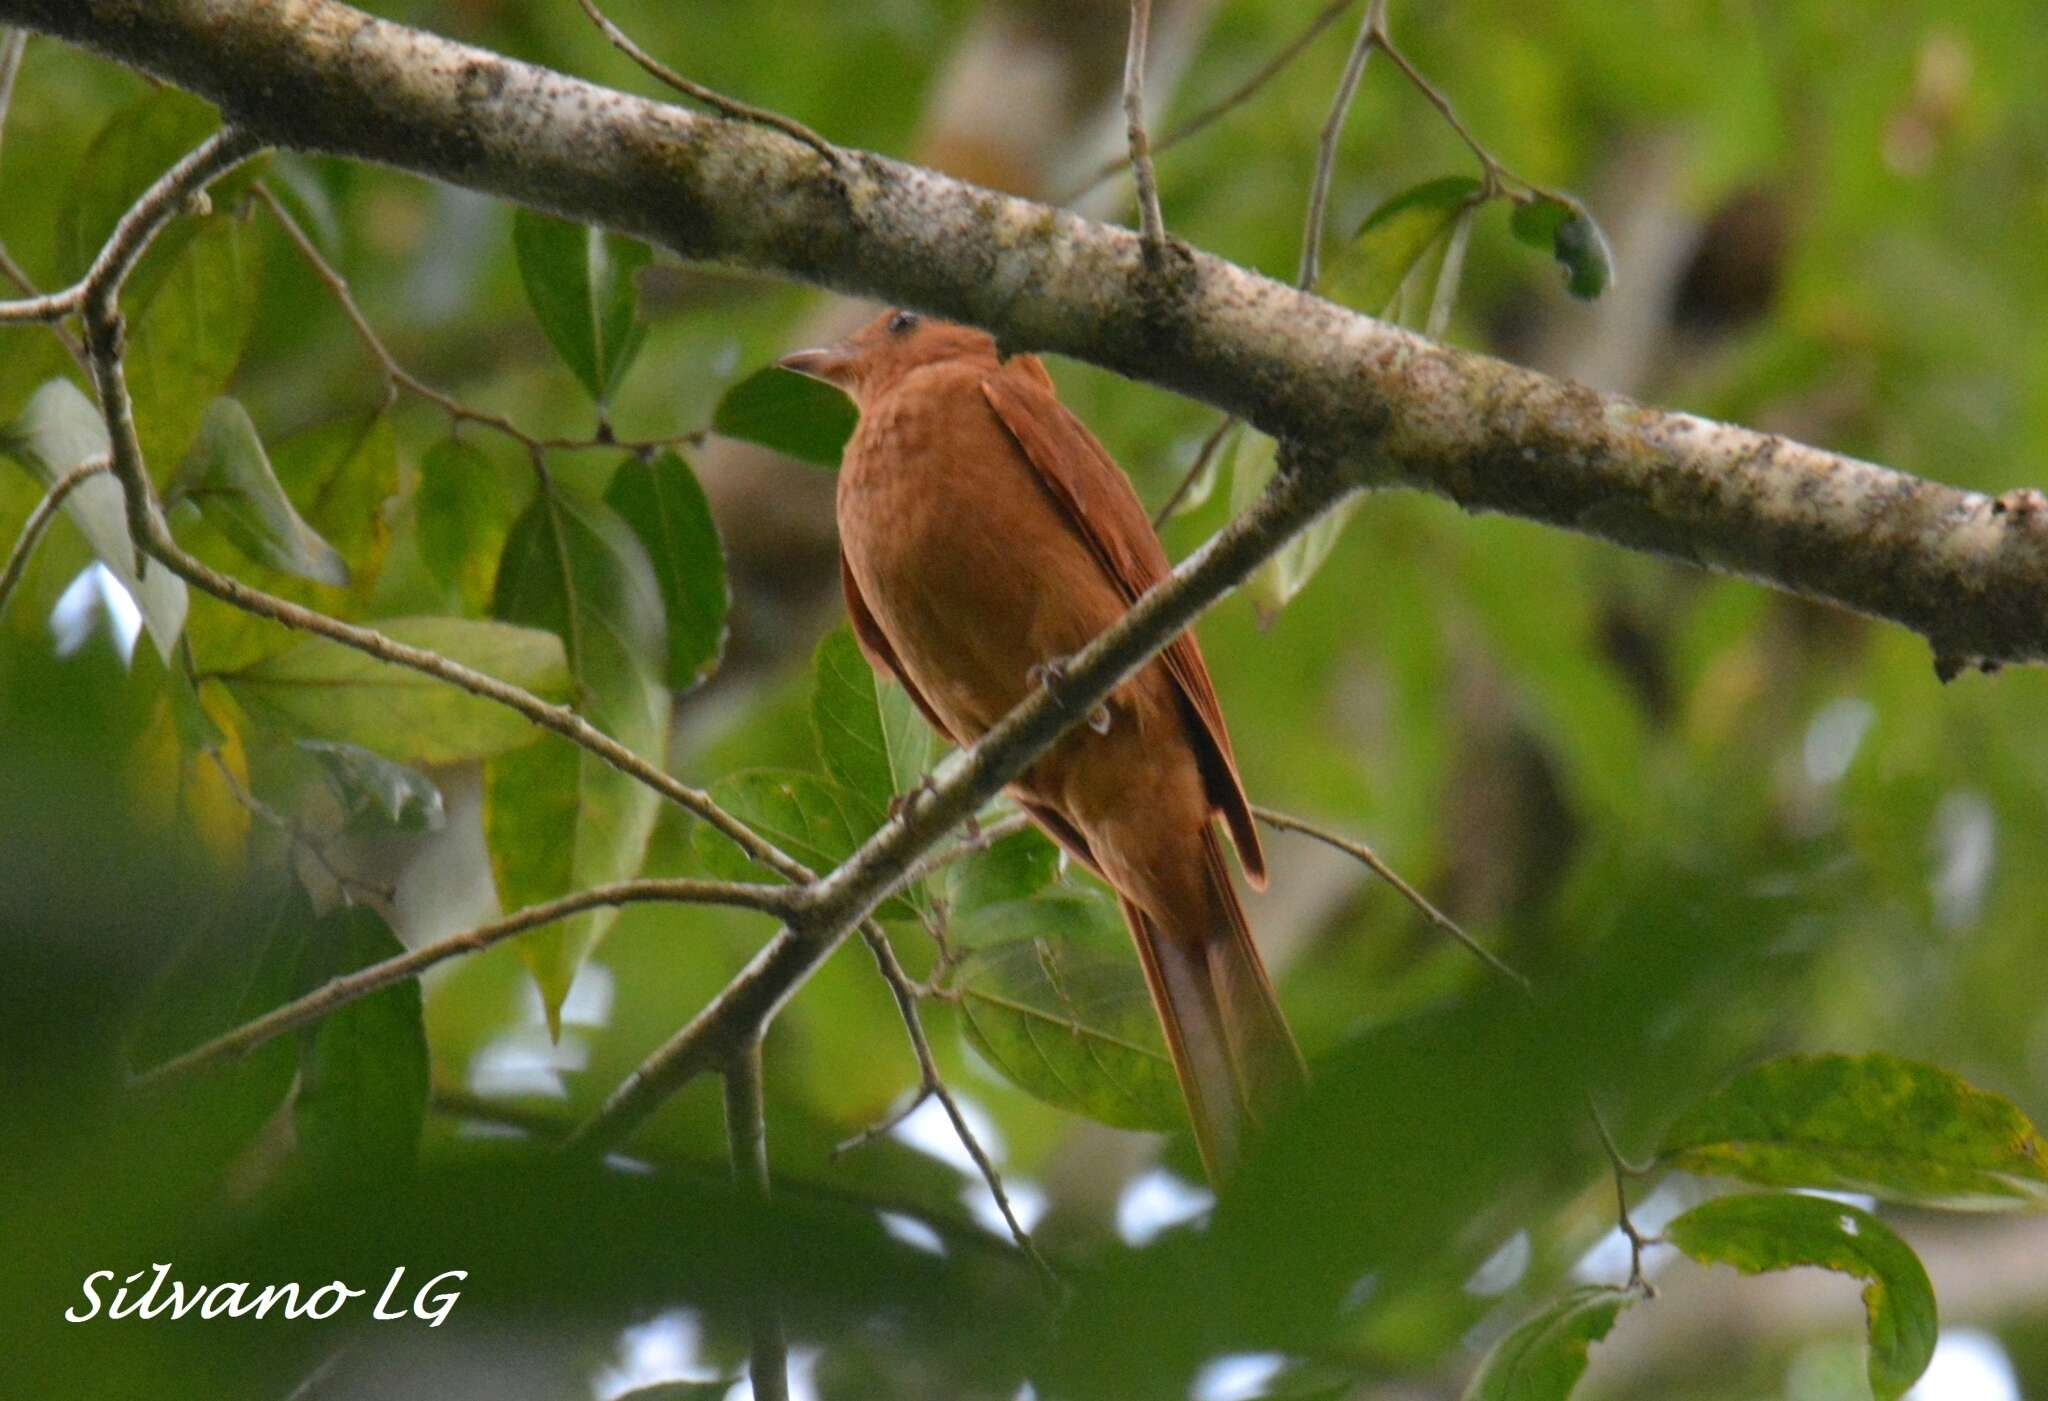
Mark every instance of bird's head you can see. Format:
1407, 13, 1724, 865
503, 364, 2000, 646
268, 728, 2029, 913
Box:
777, 308, 997, 404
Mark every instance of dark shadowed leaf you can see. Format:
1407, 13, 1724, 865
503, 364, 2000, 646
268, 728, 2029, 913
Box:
172, 397, 349, 586
1, 378, 187, 659
1665, 1193, 1936, 1401
293, 905, 430, 1183
607, 451, 729, 690
125, 878, 313, 1153
298, 739, 446, 834
221, 615, 568, 763
1460, 1286, 1635, 1401
511, 208, 651, 403
711, 365, 858, 468
1657, 1052, 2048, 1210
953, 889, 1182, 1132
486, 485, 668, 1028
1510, 193, 1612, 301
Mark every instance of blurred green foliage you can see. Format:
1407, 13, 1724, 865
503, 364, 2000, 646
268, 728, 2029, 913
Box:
5, 0, 2048, 1398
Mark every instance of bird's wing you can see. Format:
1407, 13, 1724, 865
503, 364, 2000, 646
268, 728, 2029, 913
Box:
981, 355, 1267, 887
840, 549, 961, 746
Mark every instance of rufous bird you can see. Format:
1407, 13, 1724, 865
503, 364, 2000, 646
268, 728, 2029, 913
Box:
779, 309, 1305, 1181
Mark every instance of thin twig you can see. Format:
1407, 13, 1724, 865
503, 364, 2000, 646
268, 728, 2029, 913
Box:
1152, 414, 1236, 527
575, 0, 842, 173
1296, 0, 1385, 290
1253, 804, 1530, 994
149, 524, 811, 883
247, 185, 699, 457
129, 875, 797, 1088
0, 455, 108, 621
1374, 32, 1514, 197
1121, 0, 1167, 257
1068, 0, 1355, 203
1586, 1092, 1658, 1296
70, 126, 264, 573
723, 1035, 791, 1401
854, 923, 1058, 1289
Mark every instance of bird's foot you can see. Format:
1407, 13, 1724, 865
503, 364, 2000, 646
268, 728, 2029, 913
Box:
1028, 659, 1113, 734
888, 773, 941, 821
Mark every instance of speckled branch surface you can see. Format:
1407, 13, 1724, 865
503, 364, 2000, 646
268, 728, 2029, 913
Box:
6, 0, 2045, 669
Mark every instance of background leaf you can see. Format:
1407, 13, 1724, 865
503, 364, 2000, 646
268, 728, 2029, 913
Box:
1658, 1052, 2048, 1210
711, 365, 858, 468
297, 738, 446, 834
511, 208, 651, 403
606, 451, 728, 690
1, 378, 187, 659
171, 397, 348, 587
1460, 1286, 1635, 1401
1665, 1193, 1937, 1400
485, 485, 669, 1028
953, 888, 1183, 1132
220, 615, 568, 764
415, 436, 515, 615
293, 905, 430, 1183
810, 626, 938, 811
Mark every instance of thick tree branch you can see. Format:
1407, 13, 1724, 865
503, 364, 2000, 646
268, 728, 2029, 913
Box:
7, 0, 2047, 669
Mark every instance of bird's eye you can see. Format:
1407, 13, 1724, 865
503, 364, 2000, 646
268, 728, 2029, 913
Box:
886, 310, 920, 336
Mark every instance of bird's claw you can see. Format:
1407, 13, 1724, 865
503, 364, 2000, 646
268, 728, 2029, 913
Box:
1029, 658, 1112, 734
888, 773, 941, 821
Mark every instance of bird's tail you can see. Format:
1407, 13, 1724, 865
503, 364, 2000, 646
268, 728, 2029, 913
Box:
1121, 825, 1306, 1183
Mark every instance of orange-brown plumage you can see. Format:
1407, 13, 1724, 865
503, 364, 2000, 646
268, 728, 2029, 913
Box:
781, 309, 1304, 1180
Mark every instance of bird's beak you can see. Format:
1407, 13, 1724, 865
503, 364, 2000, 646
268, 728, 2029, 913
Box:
776, 344, 856, 387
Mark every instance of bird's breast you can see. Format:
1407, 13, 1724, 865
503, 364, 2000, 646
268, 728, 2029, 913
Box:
836, 377, 1128, 741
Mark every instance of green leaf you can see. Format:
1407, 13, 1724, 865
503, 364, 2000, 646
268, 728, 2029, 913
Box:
485, 486, 669, 1028
606, 451, 729, 690
1, 378, 187, 659
1460, 1286, 1635, 1401
293, 906, 430, 1183
1224, 421, 1360, 625
172, 398, 349, 587
1321, 175, 1483, 318
711, 365, 859, 468
693, 767, 882, 879
1511, 194, 1613, 301
125, 879, 312, 1161
946, 825, 1062, 918
1666, 1194, 1937, 1400
511, 208, 651, 403
811, 626, 938, 811
57, 89, 222, 281
415, 437, 514, 615
297, 739, 446, 834
953, 889, 1183, 1132
182, 409, 399, 674
221, 615, 568, 764
125, 211, 265, 483
1657, 1052, 2048, 1210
